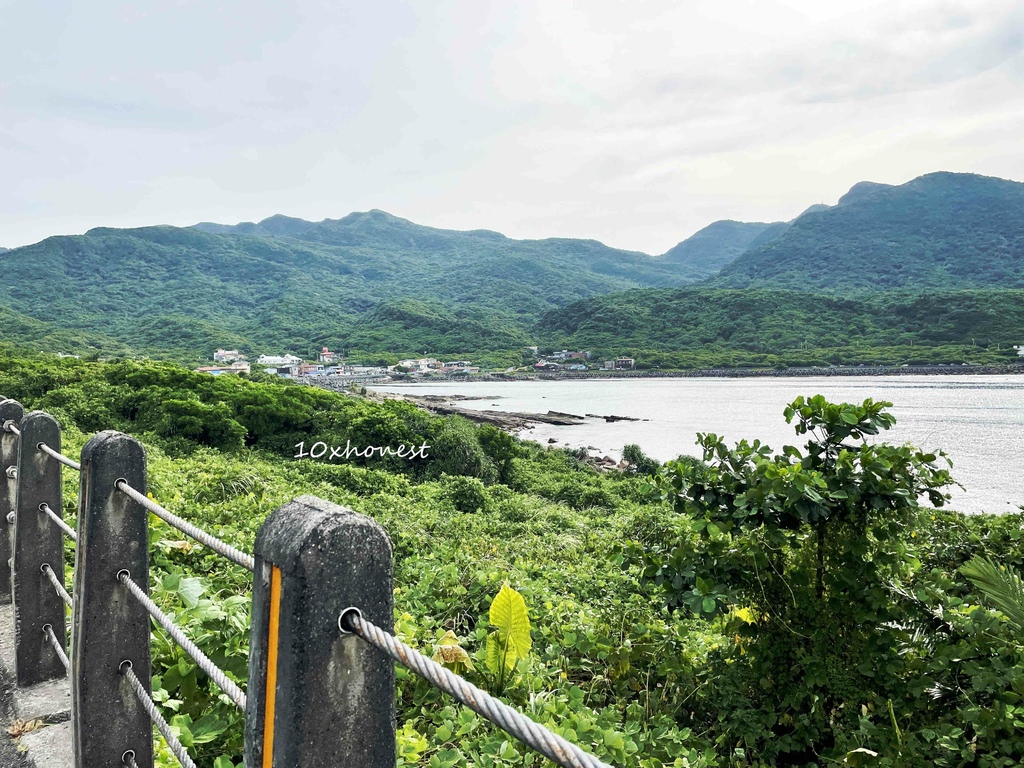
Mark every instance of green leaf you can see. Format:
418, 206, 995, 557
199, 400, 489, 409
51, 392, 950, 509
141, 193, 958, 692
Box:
961, 556, 1024, 631
177, 577, 207, 610
488, 581, 532, 662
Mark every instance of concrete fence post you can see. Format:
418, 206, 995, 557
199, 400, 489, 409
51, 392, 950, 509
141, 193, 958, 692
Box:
73, 431, 152, 768
13, 410, 67, 686
0, 399, 24, 605
245, 495, 395, 768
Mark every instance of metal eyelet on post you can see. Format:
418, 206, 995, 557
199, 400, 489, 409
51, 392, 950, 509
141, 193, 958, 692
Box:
338, 606, 364, 635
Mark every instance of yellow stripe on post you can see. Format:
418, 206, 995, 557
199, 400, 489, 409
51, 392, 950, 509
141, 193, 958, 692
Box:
262, 565, 282, 768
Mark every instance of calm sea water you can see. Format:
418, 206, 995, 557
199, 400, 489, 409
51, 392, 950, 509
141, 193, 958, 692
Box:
371, 376, 1024, 514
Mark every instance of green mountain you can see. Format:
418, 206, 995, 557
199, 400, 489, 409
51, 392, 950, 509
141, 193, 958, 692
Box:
713, 172, 1024, 291
538, 287, 1024, 366
660, 220, 786, 276
193, 214, 317, 238
0, 210, 692, 360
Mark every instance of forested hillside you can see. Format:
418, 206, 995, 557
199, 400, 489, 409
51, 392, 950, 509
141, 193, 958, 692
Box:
713, 172, 1024, 291
3, 172, 1024, 365
0, 211, 690, 360
658, 220, 785, 276
539, 288, 1024, 367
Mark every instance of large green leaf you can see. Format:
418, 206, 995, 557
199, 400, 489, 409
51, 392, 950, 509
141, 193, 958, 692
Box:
485, 582, 532, 675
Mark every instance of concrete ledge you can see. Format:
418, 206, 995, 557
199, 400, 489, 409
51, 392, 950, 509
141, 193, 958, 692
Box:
19, 721, 72, 768
0, 604, 72, 767
13, 678, 70, 724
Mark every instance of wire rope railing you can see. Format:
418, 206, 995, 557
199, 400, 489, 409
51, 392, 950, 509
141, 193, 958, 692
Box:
114, 480, 255, 571
39, 502, 77, 541
41, 563, 73, 609
121, 661, 197, 768
1, 405, 619, 768
37, 440, 81, 471
43, 624, 70, 672
116, 569, 247, 711
340, 608, 616, 768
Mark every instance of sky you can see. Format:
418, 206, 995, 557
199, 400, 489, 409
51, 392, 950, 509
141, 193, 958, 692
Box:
2, 0, 1023, 254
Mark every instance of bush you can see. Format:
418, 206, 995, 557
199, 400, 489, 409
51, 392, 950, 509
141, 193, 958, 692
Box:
427, 417, 493, 481
440, 475, 488, 514
621, 443, 661, 476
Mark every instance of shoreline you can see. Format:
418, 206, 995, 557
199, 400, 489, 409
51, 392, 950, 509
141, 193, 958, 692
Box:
381, 362, 1024, 384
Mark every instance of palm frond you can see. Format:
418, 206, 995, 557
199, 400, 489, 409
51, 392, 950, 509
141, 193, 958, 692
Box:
961, 556, 1024, 631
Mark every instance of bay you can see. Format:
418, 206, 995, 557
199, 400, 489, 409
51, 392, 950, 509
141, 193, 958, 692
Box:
371, 375, 1024, 514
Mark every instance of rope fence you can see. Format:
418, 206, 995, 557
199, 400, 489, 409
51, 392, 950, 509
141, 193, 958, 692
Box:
41, 564, 73, 609
342, 609, 616, 768
0, 400, 620, 768
115, 480, 255, 571
43, 624, 70, 672
37, 440, 82, 471
117, 569, 247, 711
121, 661, 197, 768
40, 502, 77, 541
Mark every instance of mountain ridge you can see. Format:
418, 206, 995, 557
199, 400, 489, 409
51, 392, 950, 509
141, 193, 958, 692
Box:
713, 171, 1024, 291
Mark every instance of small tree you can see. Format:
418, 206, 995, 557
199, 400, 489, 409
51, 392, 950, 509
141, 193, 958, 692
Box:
638, 396, 955, 760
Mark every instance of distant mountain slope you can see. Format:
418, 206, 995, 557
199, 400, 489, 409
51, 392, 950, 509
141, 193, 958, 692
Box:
660, 220, 786, 275
193, 214, 317, 237
538, 287, 1024, 355
0, 211, 693, 359
712, 172, 1024, 291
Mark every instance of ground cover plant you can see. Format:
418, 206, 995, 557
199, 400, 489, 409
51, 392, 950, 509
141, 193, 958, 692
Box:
2, 349, 1020, 767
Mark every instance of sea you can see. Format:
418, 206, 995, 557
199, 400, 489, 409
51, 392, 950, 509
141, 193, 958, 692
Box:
370, 375, 1024, 515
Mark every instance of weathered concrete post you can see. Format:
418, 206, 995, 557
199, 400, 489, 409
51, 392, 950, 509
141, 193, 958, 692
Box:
245, 495, 395, 768
73, 431, 152, 768
0, 399, 24, 604
13, 411, 67, 686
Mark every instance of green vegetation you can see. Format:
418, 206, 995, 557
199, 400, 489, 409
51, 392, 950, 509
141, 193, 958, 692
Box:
0, 211, 690, 362
4, 173, 1024, 370
713, 172, 1024, 292
2, 349, 1021, 766
538, 288, 1024, 368
660, 220, 787, 277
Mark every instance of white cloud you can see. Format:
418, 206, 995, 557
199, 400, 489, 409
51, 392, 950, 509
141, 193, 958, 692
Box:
1, 0, 1022, 252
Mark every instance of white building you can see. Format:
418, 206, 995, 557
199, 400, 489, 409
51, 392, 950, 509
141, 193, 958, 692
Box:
214, 349, 244, 363
395, 358, 441, 372
257, 354, 303, 366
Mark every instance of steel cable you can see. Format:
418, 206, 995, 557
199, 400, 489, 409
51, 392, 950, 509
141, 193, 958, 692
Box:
39, 503, 77, 541
117, 571, 247, 710
121, 661, 197, 768
42, 624, 69, 672
114, 481, 255, 571
6, 466, 16, 479
2, 420, 19, 437
37, 442, 81, 471
41, 564, 73, 609
342, 611, 615, 768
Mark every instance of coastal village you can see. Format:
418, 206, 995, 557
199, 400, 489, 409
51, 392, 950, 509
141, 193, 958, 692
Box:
195, 347, 637, 381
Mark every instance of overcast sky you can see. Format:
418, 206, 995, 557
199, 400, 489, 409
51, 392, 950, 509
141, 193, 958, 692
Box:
2, 0, 1023, 253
